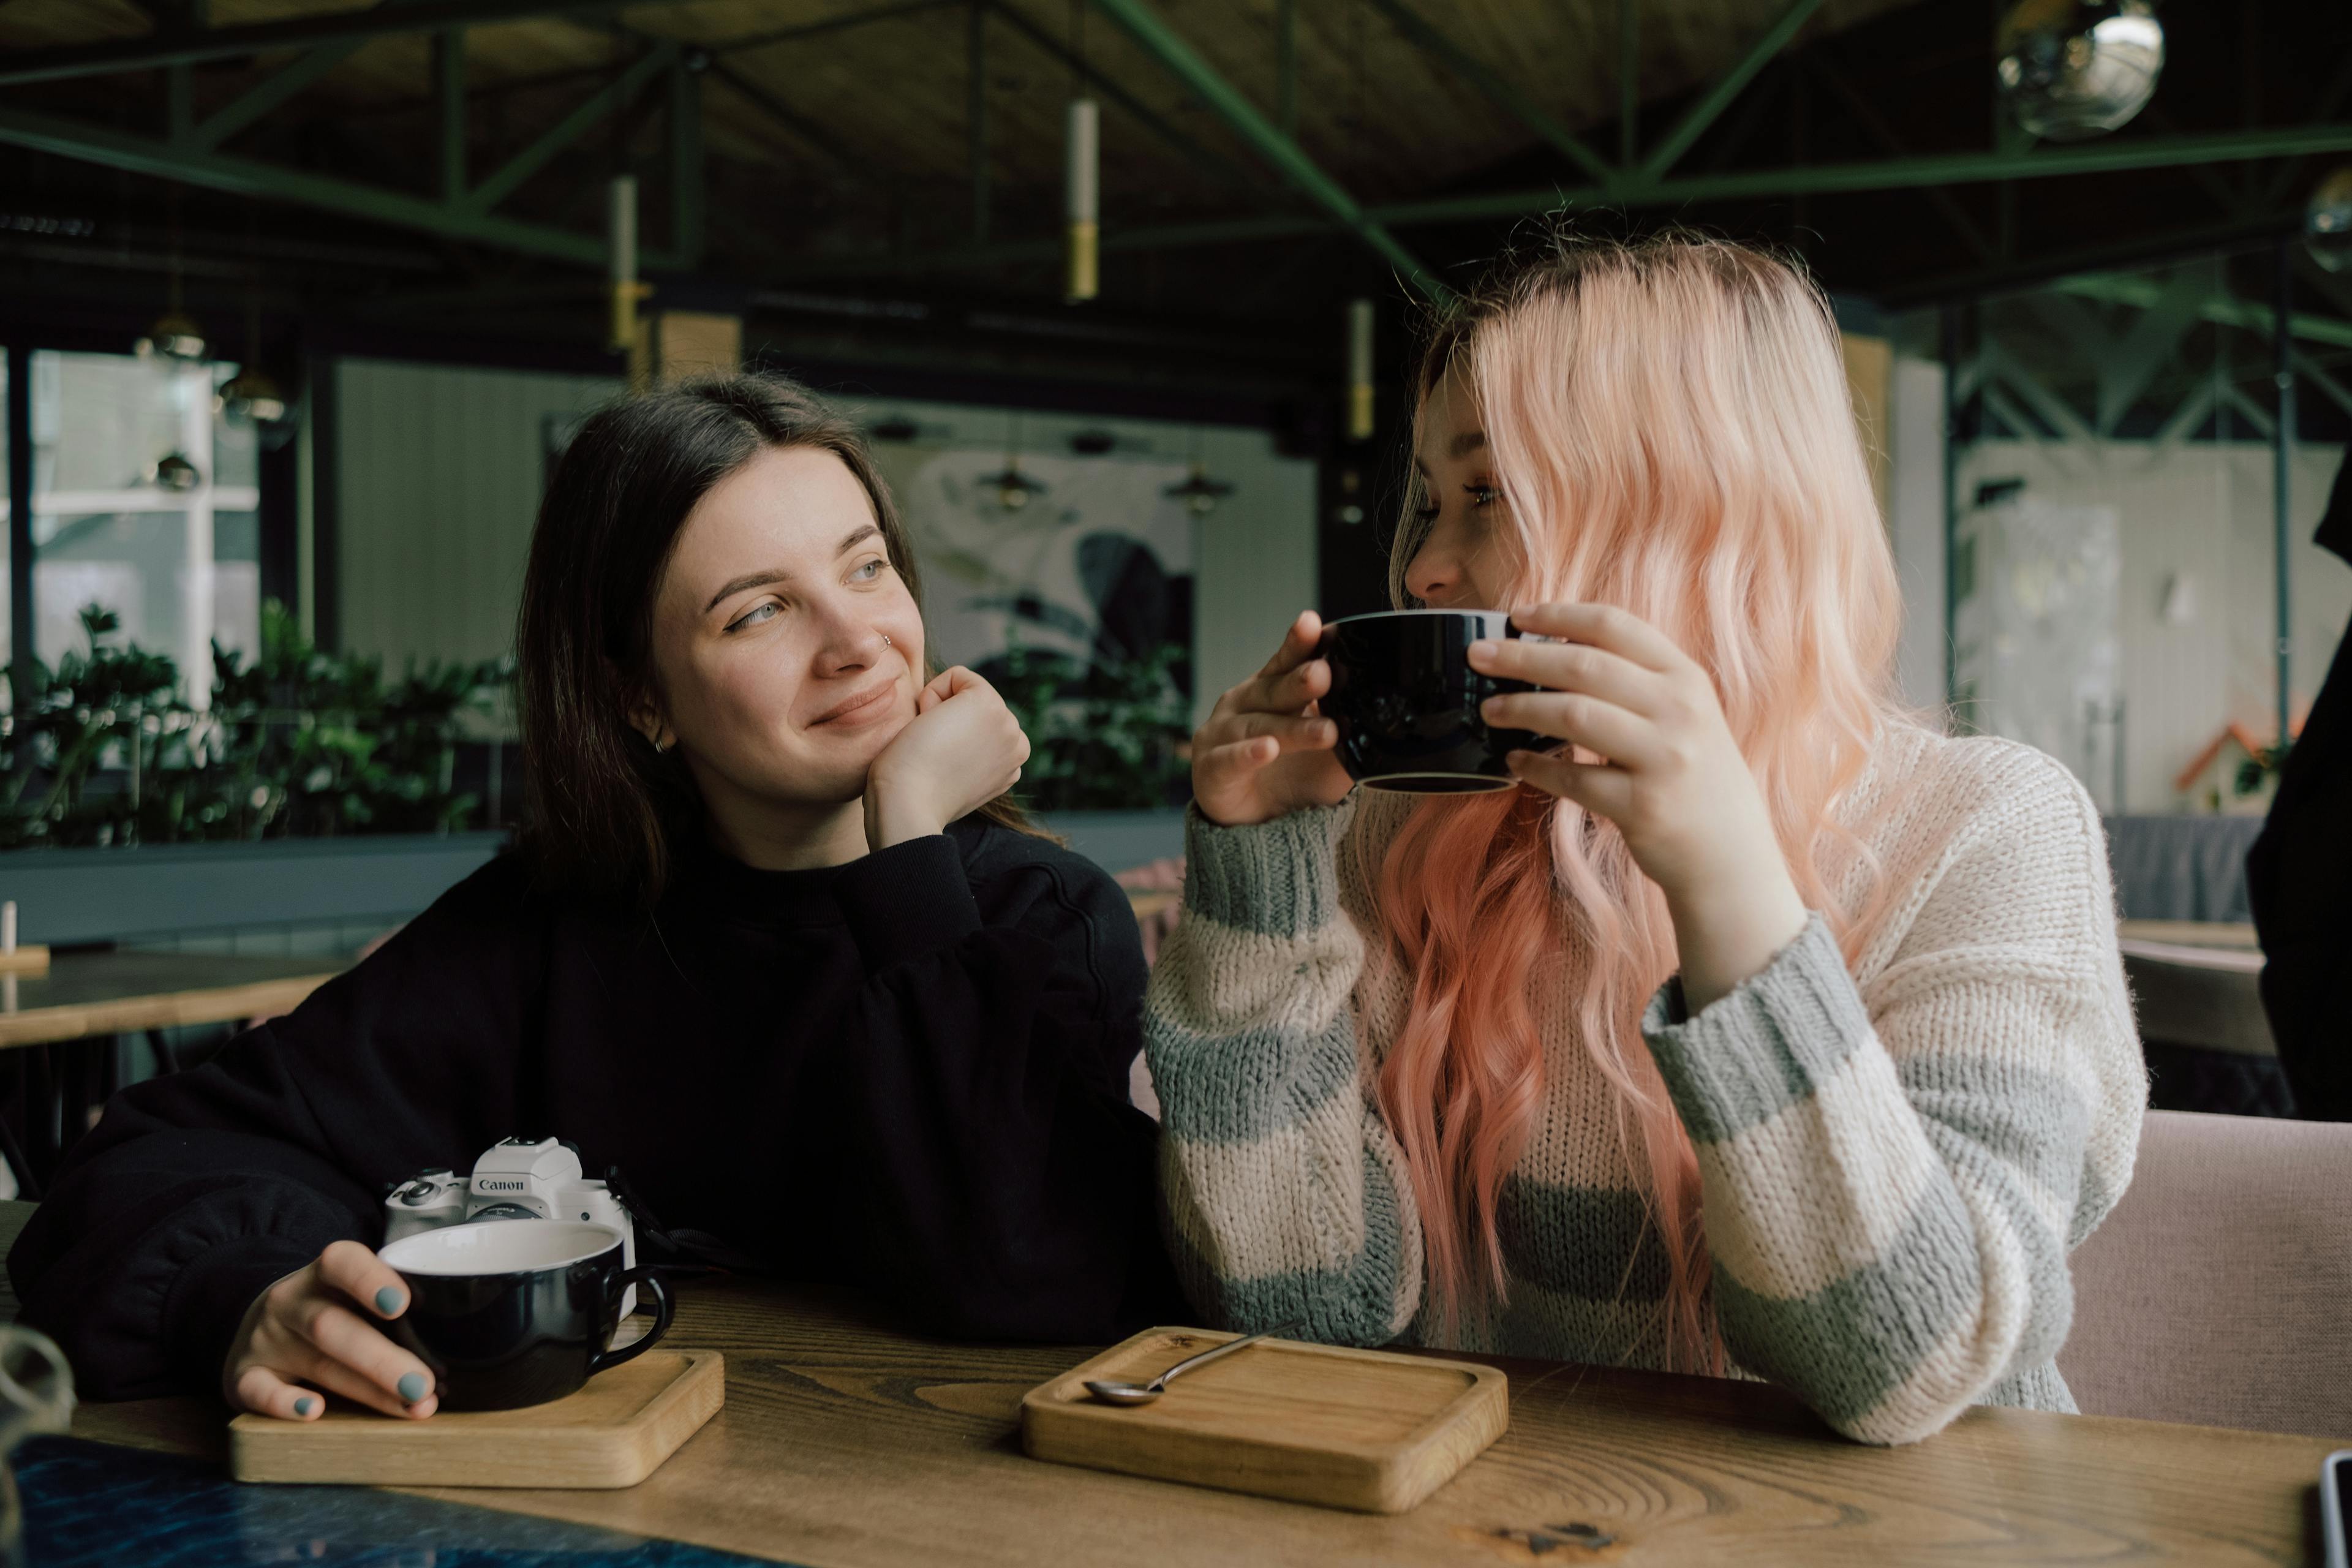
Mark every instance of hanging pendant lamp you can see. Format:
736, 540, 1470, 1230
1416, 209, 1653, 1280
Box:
1165, 428, 1232, 517
1346, 299, 1375, 442
1065, 97, 1100, 303
139, 190, 208, 362
981, 412, 1049, 512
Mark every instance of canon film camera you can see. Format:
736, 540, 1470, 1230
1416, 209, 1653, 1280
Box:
383, 1137, 639, 1316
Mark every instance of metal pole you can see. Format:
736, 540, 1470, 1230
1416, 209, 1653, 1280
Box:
1942, 303, 1963, 722
1619, 0, 1637, 168
6, 344, 31, 717
1276, 0, 1297, 136
2274, 237, 2296, 747
969, 2, 989, 244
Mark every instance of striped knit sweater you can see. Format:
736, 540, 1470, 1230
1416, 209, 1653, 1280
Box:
1143, 723, 2144, 1445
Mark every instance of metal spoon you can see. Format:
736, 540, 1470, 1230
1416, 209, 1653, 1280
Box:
1084, 1322, 1303, 1407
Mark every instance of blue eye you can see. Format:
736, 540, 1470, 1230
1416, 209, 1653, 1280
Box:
726, 602, 778, 632
851, 558, 886, 582
1466, 484, 1500, 507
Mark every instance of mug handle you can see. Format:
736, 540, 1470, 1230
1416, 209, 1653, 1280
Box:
589, 1267, 673, 1374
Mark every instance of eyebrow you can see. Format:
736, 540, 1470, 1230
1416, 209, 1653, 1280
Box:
701, 524, 883, 614
1448, 430, 1487, 459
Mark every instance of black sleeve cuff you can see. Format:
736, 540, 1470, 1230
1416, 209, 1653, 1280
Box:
163, 1234, 323, 1399
833, 833, 984, 970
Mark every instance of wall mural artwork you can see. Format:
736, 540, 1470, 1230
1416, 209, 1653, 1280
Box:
892, 448, 1196, 812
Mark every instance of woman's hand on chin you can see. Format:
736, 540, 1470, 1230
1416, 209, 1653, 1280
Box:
1469, 602, 1809, 1012
863, 666, 1031, 850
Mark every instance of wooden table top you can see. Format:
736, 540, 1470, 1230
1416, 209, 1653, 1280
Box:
2118, 919, 2261, 951
52, 1256, 2340, 1566
0, 951, 341, 1049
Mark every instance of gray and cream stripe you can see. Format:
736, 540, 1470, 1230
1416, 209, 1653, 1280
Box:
1142, 723, 2144, 1445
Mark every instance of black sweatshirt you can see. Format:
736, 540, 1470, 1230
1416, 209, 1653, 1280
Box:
12, 818, 1185, 1401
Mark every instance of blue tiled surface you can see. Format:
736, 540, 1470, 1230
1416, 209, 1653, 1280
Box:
18, 1436, 792, 1567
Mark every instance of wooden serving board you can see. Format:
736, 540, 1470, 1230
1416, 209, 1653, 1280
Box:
1021, 1327, 1506, 1514
230, 1349, 723, 1489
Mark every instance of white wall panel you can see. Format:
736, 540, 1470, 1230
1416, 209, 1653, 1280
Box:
1953, 438, 2350, 812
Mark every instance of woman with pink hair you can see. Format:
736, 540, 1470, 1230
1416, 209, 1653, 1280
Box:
1144, 233, 2143, 1446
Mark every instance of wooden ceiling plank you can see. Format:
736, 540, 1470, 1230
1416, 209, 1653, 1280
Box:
464, 40, 673, 214
1641, 0, 1828, 181
1360, 0, 1615, 186
184, 35, 366, 148
0, 0, 714, 86
1087, 0, 1449, 302
986, 0, 1275, 207
707, 59, 878, 184
706, 0, 967, 58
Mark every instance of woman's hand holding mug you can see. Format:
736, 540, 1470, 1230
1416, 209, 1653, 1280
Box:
1469, 601, 1809, 1012
1193, 612, 1354, 827
865, 666, 1031, 850
224, 1240, 438, 1421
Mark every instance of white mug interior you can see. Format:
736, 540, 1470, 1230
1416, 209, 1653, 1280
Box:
379, 1218, 623, 1276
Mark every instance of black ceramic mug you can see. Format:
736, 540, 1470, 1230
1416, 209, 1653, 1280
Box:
1317, 609, 1548, 793
377, 1219, 673, 1412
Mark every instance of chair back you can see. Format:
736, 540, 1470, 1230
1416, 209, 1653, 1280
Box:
2060, 1109, 2352, 1436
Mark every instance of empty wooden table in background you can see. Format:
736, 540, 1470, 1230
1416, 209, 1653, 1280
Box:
0, 951, 340, 1051
0, 952, 344, 1192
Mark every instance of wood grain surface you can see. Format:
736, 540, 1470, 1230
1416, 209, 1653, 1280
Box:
2118, 921, 2262, 951
61, 1269, 2342, 1567
0, 952, 339, 1049
1022, 1327, 1507, 1513
228, 1349, 725, 1488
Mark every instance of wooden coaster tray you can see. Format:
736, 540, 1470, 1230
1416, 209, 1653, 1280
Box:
1021, 1327, 1506, 1514
230, 1349, 723, 1489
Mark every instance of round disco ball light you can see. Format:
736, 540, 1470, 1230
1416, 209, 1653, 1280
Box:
2307, 168, 2352, 275
1995, 0, 2164, 142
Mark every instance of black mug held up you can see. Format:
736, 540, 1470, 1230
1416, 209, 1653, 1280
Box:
1317, 609, 1548, 793
377, 1220, 673, 1413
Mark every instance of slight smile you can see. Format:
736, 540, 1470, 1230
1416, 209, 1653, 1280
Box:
807, 679, 900, 728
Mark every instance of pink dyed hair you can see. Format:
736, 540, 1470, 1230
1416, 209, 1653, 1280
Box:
1363, 232, 1905, 1367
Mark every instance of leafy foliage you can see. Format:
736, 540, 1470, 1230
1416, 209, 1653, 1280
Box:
2236, 737, 2292, 798
1, 601, 507, 849
990, 634, 1191, 812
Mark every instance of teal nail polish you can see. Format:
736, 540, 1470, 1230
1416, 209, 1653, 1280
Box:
375, 1286, 404, 1316
398, 1372, 428, 1404
293, 1396, 317, 1417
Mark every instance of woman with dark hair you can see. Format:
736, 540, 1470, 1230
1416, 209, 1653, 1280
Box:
12, 372, 1180, 1420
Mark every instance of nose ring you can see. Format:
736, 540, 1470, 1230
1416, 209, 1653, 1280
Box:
881, 634, 892, 648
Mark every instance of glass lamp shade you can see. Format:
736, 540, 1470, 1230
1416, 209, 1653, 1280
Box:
151, 450, 200, 492
217, 369, 289, 429
136, 312, 209, 362
1165, 464, 1234, 518
1994, 0, 2163, 141
981, 466, 1046, 512
2307, 168, 2352, 275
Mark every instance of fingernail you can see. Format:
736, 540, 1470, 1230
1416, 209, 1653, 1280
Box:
398, 1373, 429, 1404
294, 1396, 317, 1417
375, 1286, 405, 1317
1469, 639, 1495, 660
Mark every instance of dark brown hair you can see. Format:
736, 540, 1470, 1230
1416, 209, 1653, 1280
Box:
516, 371, 1039, 905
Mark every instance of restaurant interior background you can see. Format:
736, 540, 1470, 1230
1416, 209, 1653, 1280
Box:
0, 0, 2343, 1152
